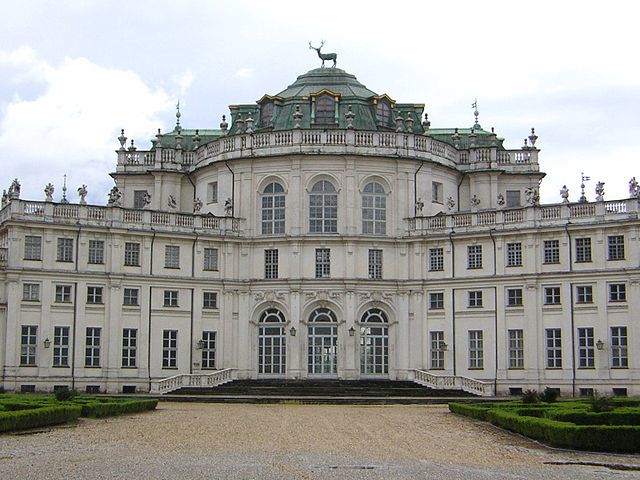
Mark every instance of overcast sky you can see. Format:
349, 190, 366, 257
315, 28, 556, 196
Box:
0, 0, 638, 205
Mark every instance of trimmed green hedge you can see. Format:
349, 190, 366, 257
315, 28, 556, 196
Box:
78, 399, 158, 418
0, 405, 81, 433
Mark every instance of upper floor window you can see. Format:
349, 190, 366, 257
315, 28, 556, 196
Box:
432, 182, 443, 204
362, 182, 386, 235
203, 247, 219, 271
265, 249, 279, 279
375, 99, 392, 126
57, 238, 74, 262
429, 248, 444, 271
133, 190, 149, 209
506, 190, 521, 208
207, 181, 218, 204
22, 283, 40, 302
88, 240, 105, 265
164, 245, 180, 269
315, 248, 330, 278
467, 245, 482, 269
24, 235, 42, 261
608, 235, 625, 260
506, 242, 522, 267
543, 239, 560, 264
314, 94, 335, 125
368, 249, 383, 279
309, 180, 337, 233
124, 242, 141, 266
575, 238, 591, 263
261, 182, 285, 235
260, 101, 274, 128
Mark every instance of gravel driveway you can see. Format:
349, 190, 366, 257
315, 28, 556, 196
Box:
0, 402, 638, 479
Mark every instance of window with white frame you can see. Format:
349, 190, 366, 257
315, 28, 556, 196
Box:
607, 235, 625, 260
87, 286, 103, 304
506, 288, 522, 307
609, 283, 626, 302
261, 182, 285, 235
124, 242, 140, 266
432, 181, 443, 203
203, 291, 217, 309
207, 181, 218, 204
56, 238, 74, 262
543, 239, 560, 264
508, 329, 524, 369
22, 283, 40, 302
430, 331, 445, 369
545, 328, 562, 368
577, 327, 595, 368
544, 286, 561, 305
20, 325, 37, 366
468, 290, 483, 308
576, 285, 593, 304
375, 99, 391, 126
265, 249, 278, 279
468, 330, 484, 369
122, 328, 137, 368
55, 285, 72, 303
429, 247, 444, 271
506, 190, 521, 208
314, 94, 335, 125
362, 182, 386, 235
88, 240, 105, 264
203, 247, 219, 271
24, 235, 42, 261
123, 288, 139, 306
315, 248, 330, 278
575, 237, 592, 262
162, 330, 178, 368
164, 290, 179, 307
368, 249, 383, 279
309, 180, 338, 233
85, 327, 101, 367
429, 292, 444, 310
611, 326, 628, 368
506, 242, 522, 267
201, 331, 216, 369
53, 326, 69, 367
467, 245, 482, 269
164, 245, 180, 269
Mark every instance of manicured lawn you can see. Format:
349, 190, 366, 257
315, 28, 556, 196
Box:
0, 393, 158, 433
449, 398, 640, 453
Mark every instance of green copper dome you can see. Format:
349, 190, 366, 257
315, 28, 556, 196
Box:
275, 68, 378, 99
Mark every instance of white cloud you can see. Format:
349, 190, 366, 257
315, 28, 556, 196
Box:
235, 67, 253, 78
0, 48, 181, 204
173, 69, 194, 96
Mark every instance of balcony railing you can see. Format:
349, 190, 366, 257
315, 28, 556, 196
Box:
0, 200, 241, 235
151, 368, 235, 394
408, 199, 638, 235
412, 369, 494, 396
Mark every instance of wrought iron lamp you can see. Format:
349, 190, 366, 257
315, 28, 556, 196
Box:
596, 339, 605, 351
348, 326, 356, 337
43, 338, 51, 348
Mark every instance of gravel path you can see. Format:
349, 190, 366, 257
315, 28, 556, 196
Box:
1, 403, 639, 479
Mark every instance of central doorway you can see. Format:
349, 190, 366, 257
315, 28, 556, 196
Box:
307, 308, 338, 376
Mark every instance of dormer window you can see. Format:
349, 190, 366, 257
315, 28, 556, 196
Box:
376, 99, 392, 126
260, 101, 274, 128
315, 94, 335, 125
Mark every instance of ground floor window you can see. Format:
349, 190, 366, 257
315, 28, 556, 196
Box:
162, 330, 178, 368
122, 328, 137, 368
53, 326, 69, 367
20, 325, 37, 366
85, 327, 101, 367
468, 330, 484, 369
258, 308, 286, 375
508, 329, 524, 369
201, 331, 216, 369
611, 326, 628, 368
307, 308, 337, 375
360, 308, 388, 375
430, 331, 445, 369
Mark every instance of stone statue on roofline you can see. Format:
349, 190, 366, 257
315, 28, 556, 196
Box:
525, 187, 539, 206
1, 190, 7, 208
560, 185, 569, 203
595, 181, 605, 202
8, 178, 20, 200
107, 186, 122, 207
44, 183, 54, 202
78, 185, 88, 205
629, 177, 639, 198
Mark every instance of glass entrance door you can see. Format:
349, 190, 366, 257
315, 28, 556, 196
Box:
307, 307, 338, 376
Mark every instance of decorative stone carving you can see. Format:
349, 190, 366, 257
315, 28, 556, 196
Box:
560, 185, 569, 203
143, 192, 151, 207
415, 198, 424, 214
167, 195, 177, 209
224, 198, 233, 216
107, 186, 122, 207
193, 197, 203, 213
1, 190, 7, 208
292, 105, 303, 129
524, 187, 539, 206
344, 105, 355, 129
8, 179, 20, 200
629, 177, 639, 198
470, 195, 480, 208
446, 196, 456, 211
77, 185, 88, 205
44, 183, 54, 202
496, 193, 505, 207
595, 181, 605, 202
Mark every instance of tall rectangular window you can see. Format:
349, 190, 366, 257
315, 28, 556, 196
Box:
133, 190, 149, 209
429, 248, 444, 271
429, 292, 444, 310
576, 285, 593, 304
368, 249, 383, 279
315, 248, 330, 278
122, 328, 137, 368
468, 330, 484, 369
430, 331, 445, 369
607, 235, 625, 260
203, 291, 217, 309
53, 326, 70, 367
506, 242, 522, 267
578, 327, 595, 368
56, 238, 74, 262
546, 328, 562, 368
24, 235, 42, 260
432, 181, 443, 203
611, 326, 628, 368
543, 239, 560, 264
22, 283, 40, 302
508, 329, 524, 369
88, 240, 105, 264
467, 245, 482, 269
124, 242, 141, 266
575, 237, 592, 263
162, 330, 178, 368
87, 286, 103, 304
506, 190, 520, 208
544, 287, 561, 305
265, 249, 279, 279
207, 181, 218, 204
609, 283, 626, 302
164, 245, 180, 269
55, 285, 72, 303
203, 247, 219, 271
20, 325, 37, 366
123, 288, 139, 306
164, 290, 179, 307
506, 288, 523, 307
468, 290, 483, 308
201, 331, 216, 369
85, 327, 101, 367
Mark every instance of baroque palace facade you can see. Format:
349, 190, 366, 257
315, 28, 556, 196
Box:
0, 64, 637, 396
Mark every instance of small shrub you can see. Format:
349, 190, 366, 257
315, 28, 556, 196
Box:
590, 392, 613, 413
521, 389, 539, 404
540, 387, 560, 403
54, 388, 77, 402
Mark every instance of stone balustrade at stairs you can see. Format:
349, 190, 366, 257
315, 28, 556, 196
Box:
411, 369, 494, 396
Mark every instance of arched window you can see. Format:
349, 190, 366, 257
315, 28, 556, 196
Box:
360, 308, 389, 375
260, 101, 274, 128
376, 100, 391, 126
315, 94, 335, 125
309, 180, 337, 233
362, 182, 386, 235
307, 308, 338, 375
261, 182, 285, 235
258, 308, 286, 375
